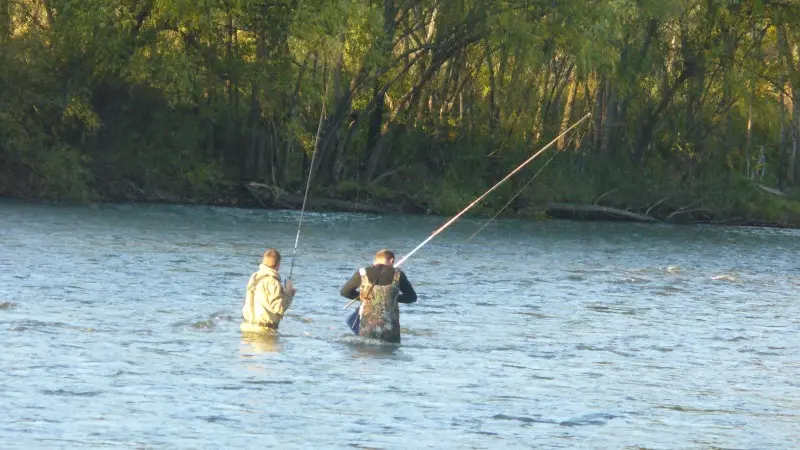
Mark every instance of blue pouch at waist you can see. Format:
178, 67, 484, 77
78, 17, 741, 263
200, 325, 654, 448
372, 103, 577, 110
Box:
346, 309, 360, 335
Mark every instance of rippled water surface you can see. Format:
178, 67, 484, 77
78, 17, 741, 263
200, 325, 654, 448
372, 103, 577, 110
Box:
1, 200, 799, 448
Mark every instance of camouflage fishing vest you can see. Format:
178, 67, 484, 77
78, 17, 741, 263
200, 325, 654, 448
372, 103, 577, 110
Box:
358, 267, 402, 343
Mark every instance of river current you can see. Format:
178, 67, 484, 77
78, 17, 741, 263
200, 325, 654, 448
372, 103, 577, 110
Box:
1, 201, 798, 448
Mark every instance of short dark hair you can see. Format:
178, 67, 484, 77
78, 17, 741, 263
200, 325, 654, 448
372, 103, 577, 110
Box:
262, 248, 281, 268
375, 249, 394, 261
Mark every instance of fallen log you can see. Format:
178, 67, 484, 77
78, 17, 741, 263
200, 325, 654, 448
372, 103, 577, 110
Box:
246, 182, 391, 214
545, 202, 657, 222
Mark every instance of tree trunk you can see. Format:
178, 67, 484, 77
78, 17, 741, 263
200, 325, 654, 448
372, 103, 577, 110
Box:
532, 58, 553, 142
787, 86, 797, 186
557, 75, 578, 151
721, 20, 737, 174
246, 90, 258, 179
745, 22, 764, 179
222, 10, 234, 166
270, 120, 280, 186
331, 41, 349, 183
247, 33, 267, 180
364, 120, 390, 183
779, 88, 787, 190
367, 43, 467, 182
365, 84, 384, 171
778, 26, 788, 189
633, 16, 693, 163
634, 68, 691, 164
779, 33, 799, 185
592, 75, 606, 153
279, 51, 312, 185
314, 68, 354, 187
793, 88, 799, 185
361, 0, 398, 182
543, 61, 574, 135
602, 79, 616, 155
256, 129, 266, 180
745, 92, 753, 179
486, 47, 498, 134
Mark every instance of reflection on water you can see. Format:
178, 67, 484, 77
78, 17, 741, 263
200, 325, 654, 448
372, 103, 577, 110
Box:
1, 200, 799, 448
340, 336, 402, 359
240, 332, 283, 354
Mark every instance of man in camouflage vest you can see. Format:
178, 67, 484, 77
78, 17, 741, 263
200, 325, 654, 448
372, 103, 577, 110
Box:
339, 249, 417, 343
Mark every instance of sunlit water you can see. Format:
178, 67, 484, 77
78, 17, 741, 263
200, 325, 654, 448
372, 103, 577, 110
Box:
1, 200, 799, 448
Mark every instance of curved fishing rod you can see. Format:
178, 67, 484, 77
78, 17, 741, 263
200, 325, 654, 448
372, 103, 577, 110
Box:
463, 127, 581, 244
394, 112, 591, 267
344, 112, 591, 308
287, 76, 328, 281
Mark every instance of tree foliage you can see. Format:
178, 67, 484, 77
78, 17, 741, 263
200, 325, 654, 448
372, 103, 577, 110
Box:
1, 0, 799, 223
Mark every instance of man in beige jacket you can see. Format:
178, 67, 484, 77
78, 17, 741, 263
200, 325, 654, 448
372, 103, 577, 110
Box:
241, 248, 297, 333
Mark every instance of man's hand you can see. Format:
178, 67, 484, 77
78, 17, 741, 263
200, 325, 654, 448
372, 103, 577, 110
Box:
285, 279, 297, 296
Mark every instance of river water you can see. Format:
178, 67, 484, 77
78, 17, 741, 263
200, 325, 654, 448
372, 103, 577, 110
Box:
1, 200, 798, 448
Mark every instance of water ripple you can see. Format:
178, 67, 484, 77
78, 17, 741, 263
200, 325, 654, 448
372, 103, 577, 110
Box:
1, 201, 799, 448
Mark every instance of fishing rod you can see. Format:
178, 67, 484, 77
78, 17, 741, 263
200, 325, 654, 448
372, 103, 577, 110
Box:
394, 112, 591, 267
463, 126, 580, 244
344, 112, 591, 308
287, 72, 328, 281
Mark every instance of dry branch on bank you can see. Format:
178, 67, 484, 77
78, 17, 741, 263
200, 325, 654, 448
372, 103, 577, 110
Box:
755, 184, 790, 199
545, 202, 657, 222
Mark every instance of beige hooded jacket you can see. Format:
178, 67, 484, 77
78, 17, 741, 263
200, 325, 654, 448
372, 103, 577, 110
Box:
242, 264, 294, 329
